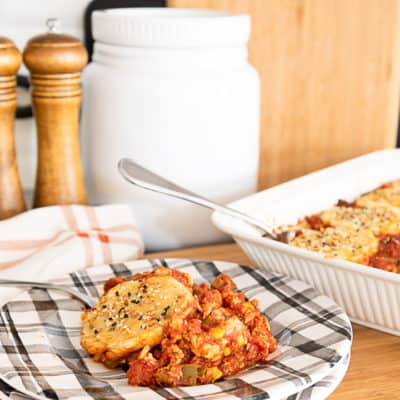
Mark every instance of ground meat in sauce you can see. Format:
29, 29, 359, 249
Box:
336, 199, 356, 208
369, 235, 400, 273
97, 269, 277, 387
304, 214, 327, 230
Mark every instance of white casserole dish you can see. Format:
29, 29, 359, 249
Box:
212, 149, 400, 335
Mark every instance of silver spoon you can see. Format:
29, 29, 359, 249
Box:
118, 158, 296, 243
0, 279, 97, 308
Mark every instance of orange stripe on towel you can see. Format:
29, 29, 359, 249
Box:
0, 230, 66, 251
108, 236, 144, 255
0, 234, 75, 271
100, 224, 139, 233
61, 206, 78, 229
62, 206, 93, 268
85, 207, 112, 264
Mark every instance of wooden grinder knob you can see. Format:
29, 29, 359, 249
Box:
23, 20, 88, 207
0, 37, 26, 219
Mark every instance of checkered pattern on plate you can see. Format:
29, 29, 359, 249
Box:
0, 259, 352, 400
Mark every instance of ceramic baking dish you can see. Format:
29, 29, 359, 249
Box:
212, 149, 400, 335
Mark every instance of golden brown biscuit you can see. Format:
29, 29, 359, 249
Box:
81, 274, 195, 361
319, 206, 400, 235
290, 227, 378, 264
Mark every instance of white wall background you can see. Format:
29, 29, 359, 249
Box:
1, 0, 90, 46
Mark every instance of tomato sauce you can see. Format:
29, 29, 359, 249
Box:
102, 270, 277, 387
369, 235, 400, 273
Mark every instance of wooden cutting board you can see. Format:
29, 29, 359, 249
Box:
168, 0, 400, 189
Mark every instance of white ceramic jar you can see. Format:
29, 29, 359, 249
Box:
82, 8, 260, 251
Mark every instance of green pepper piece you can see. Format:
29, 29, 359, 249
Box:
181, 364, 198, 386
198, 367, 223, 384
182, 364, 198, 378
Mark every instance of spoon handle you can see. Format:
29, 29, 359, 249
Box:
0, 279, 97, 308
118, 158, 276, 238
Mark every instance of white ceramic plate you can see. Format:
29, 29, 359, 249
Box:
284, 352, 350, 400
0, 353, 350, 400
0, 259, 352, 399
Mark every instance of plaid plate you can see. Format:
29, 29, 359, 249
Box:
286, 353, 349, 400
0, 353, 350, 400
0, 259, 352, 400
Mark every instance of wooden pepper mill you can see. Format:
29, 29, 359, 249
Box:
23, 19, 88, 207
0, 37, 26, 219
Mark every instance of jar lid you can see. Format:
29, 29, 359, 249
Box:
92, 8, 250, 48
0, 36, 22, 75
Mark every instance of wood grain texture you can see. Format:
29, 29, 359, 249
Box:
148, 243, 400, 400
168, 0, 400, 188
23, 33, 88, 207
0, 37, 26, 219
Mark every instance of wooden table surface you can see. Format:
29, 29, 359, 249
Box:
149, 243, 400, 400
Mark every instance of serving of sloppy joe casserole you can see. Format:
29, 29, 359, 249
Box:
81, 266, 277, 387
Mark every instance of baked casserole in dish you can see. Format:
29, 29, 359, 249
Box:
279, 179, 400, 273
212, 150, 400, 335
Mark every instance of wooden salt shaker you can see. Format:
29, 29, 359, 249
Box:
0, 37, 26, 219
23, 19, 88, 207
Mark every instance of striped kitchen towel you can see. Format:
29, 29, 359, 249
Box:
0, 204, 143, 306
